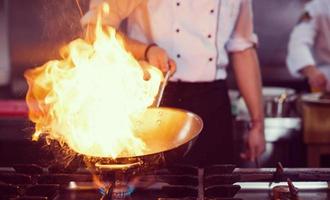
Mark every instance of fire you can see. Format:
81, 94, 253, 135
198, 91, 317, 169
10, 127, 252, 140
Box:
24, 3, 163, 159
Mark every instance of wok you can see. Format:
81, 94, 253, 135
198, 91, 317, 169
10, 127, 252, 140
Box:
87, 107, 203, 169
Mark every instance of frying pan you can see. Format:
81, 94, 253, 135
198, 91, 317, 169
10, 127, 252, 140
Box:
87, 107, 203, 170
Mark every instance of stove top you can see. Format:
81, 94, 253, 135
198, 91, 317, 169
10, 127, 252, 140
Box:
0, 163, 329, 200
0, 164, 240, 200
235, 167, 330, 200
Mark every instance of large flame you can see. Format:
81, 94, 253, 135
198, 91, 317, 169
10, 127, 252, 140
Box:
24, 3, 163, 159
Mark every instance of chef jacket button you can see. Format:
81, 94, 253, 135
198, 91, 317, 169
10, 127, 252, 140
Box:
176, 29, 180, 33
177, 2, 180, 6
209, 57, 213, 62
177, 54, 181, 58
208, 34, 212, 38
210, 9, 214, 14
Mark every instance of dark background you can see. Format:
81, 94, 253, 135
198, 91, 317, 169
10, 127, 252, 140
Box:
0, 0, 311, 167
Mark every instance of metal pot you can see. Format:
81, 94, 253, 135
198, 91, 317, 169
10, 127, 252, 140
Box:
263, 87, 297, 117
234, 87, 298, 119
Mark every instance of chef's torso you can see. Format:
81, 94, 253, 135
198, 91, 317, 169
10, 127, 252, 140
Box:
81, 0, 257, 82
307, 0, 330, 69
126, 0, 242, 82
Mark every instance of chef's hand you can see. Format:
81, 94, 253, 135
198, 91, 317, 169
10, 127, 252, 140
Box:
301, 65, 327, 92
240, 121, 266, 162
145, 45, 176, 75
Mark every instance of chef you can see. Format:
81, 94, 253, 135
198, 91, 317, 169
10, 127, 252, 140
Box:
81, 0, 265, 166
287, 0, 330, 92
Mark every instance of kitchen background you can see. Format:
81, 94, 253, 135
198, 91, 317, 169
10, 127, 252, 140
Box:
0, 0, 327, 168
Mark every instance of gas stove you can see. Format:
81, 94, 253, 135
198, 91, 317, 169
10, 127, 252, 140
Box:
0, 164, 240, 200
0, 163, 330, 200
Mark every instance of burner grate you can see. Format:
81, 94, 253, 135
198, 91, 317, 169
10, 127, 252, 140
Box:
0, 164, 241, 200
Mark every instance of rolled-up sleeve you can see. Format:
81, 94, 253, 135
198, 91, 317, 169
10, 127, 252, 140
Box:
286, 2, 319, 77
226, 0, 258, 52
286, 20, 317, 77
80, 0, 143, 29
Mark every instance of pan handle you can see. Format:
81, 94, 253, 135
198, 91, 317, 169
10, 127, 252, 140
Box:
155, 71, 171, 107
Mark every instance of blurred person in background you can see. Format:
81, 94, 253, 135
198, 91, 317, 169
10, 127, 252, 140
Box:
82, 0, 265, 166
287, 0, 330, 92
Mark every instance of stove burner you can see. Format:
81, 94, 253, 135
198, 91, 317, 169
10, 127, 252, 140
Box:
100, 178, 134, 198
95, 161, 142, 200
99, 182, 134, 200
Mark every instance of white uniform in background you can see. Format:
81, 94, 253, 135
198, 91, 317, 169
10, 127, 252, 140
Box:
287, 0, 330, 86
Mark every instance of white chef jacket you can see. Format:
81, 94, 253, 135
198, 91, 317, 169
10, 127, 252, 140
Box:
81, 0, 258, 82
287, 0, 330, 79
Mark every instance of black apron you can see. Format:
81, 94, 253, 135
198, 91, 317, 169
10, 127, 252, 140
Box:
160, 80, 234, 167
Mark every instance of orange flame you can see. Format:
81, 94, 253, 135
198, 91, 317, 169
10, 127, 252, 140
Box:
24, 3, 163, 159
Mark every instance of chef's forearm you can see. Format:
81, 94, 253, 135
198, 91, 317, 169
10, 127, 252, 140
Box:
231, 48, 264, 127
117, 32, 148, 60
299, 65, 318, 78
